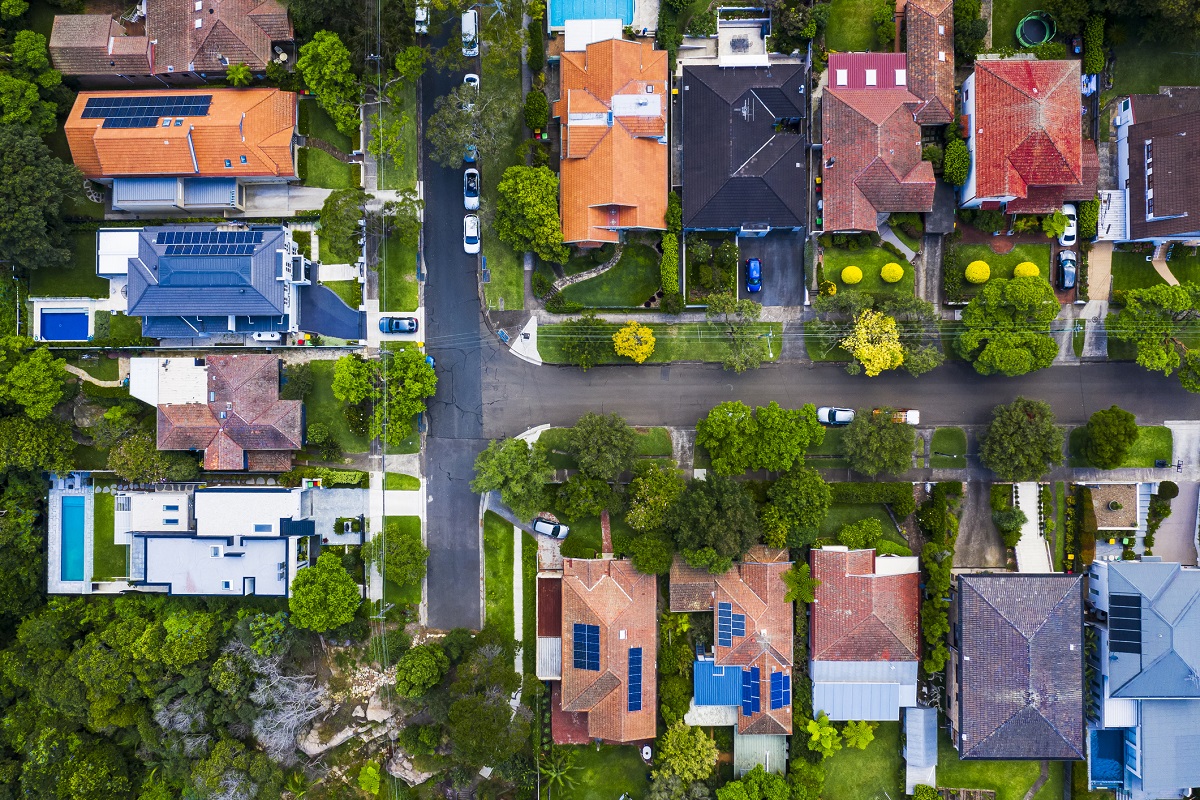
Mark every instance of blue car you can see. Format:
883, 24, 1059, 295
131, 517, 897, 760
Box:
378, 316, 418, 334
745, 258, 762, 293
425, 355, 435, 370
464, 144, 478, 163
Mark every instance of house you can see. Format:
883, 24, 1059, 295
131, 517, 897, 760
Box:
820, 53, 936, 232
554, 35, 668, 247
809, 546, 920, 720
948, 573, 1085, 760
50, 0, 294, 86
1100, 89, 1200, 242
1086, 558, 1200, 800
959, 59, 1098, 213
64, 88, 297, 212
128, 354, 303, 471
901, 0, 955, 126
680, 64, 807, 234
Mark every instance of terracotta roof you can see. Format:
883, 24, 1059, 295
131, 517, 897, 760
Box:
560, 559, 657, 742
904, 0, 955, 124
49, 16, 152, 75
156, 354, 302, 471
810, 548, 920, 662
970, 60, 1091, 203
669, 556, 716, 612
150, 0, 292, 74
556, 39, 668, 245
65, 88, 296, 180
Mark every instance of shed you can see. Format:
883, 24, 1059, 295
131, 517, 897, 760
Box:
904, 706, 938, 794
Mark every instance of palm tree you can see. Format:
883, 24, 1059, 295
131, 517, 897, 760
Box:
284, 771, 309, 799
539, 747, 578, 796
227, 62, 252, 87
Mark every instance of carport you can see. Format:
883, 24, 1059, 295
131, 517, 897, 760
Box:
737, 231, 807, 307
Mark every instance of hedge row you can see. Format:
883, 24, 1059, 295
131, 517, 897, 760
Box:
828, 481, 917, 517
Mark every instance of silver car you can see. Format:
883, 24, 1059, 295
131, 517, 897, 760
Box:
817, 406, 855, 425
533, 517, 569, 539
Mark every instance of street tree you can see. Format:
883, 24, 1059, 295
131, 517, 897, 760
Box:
362, 517, 430, 587
753, 401, 824, 473
842, 410, 916, 476
288, 551, 361, 632
0, 125, 83, 270
767, 466, 831, 546
1108, 283, 1200, 389
494, 165, 569, 263
666, 475, 761, 569
367, 109, 415, 174
613, 320, 656, 363
980, 397, 1064, 481
394, 45, 428, 83
373, 347, 438, 446
471, 437, 553, 520
331, 353, 375, 404
568, 411, 636, 481
840, 309, 904, 376
1082, 404, 1139, 469
558, 311, 610, 371
626, 460, 686, 533
296, 31, 361, 136
695, 401, 758, 475
706, 292, 769, 372
653, 722, 717, 784
393, 643, 449, 698
426, 83, 510, 167
958, 276, 1060, 376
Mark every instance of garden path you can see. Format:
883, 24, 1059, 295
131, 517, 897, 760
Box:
63, 362, 123, 388
879, 223, 917, 261
551, 244, 625, 292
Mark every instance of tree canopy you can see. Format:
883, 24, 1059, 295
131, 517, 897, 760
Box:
289, 551, 361, 632
472, 437, 552, 520
1108, 283, 1200, 391
958, 276, 1060, 376
493, 165, 569, 263
296, 31, 361, 136
0, 125, 82, 271
766, 466, 831, 547
626, 460, 687, 533
568, 412, 636, 481
695, 401, 823, 475
706, 293, 769, 372
1082, 404, 1139, 469
841, 309, 904, 376
666, 475, 762, 572
426, 84, 512, 168
980, 397, 1065, 480
654, 722, 717, 784
843, 409, 917, 476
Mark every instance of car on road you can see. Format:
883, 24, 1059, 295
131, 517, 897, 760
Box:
425, 355, 435, 370
1057, 249, 1078, 290
461, 9, 479, 57
817, 406, 854, 425
745, 257, 762, 293
464, 214, 481, 254
464, 143, 477, 163
414, 0, 428, 33
533, 517, 569, 539
1059, 203, 1078, 247
378, 316, 418, 334
463, 168, 480, 210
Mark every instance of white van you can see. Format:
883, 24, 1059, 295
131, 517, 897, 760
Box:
461, 9, 479, 57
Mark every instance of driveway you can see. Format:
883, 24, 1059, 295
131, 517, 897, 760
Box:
956, 480, 1005, 569
299, 285, 366, 340
240, 184, 334, 217
1154, 481, 1198, 566
737, 231, 807, 307
366, 308, 426, 347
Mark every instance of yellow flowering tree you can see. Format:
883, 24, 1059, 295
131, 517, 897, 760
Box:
612, 320, 656, 363
840, 309, 904, 377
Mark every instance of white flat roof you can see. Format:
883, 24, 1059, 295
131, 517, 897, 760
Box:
97, 229, 140, 275
194, 488, 303, 538
128, 357, 208, 407
564, 18, 623, 51
129, 491, 189, 532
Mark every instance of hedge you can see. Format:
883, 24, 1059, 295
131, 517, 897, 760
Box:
526, 20, 545, 73
523, 90, 549, 131
829, 482, 916, 517
1079, 198, 1099, 240
279, 466, 368, 487
944, 138, 969, 185
660, 233, 679, 293
1083, 16, 1105, 75
874, 538, 913, 556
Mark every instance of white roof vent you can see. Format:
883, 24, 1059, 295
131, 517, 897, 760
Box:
938, 51, 946, 62
194, 18, 202, 28
835, 69, 848, 86
865, 69, 877, 86
896, 69, 907, 85
938, 24, 945, 35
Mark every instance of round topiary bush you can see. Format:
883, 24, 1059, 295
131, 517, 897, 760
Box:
1013, 261, 1039, 278
1159, 480, 1179, 500
965, 260, 991, 284
881, 262, 904, 283
841, 265, 863, 285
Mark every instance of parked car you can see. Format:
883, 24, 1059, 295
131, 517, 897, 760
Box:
414, 0, 428, 34
463, 168, 480, 210
533, 517, 569, 539
461, 74, 480, 110
461, 9, 479, 57
464, 143, 478, 163
378, 316, 418, 334
817, 406, 854, 425
463, 214, 481, 254
745, 257, 762, 293
1059, 203, 1078, 247
425, 355, 435, 370
1057, 249, 1078, 290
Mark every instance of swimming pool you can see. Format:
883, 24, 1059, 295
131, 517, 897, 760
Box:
61, 495, 85, 582
40, 310, 89, 341
548, 0, 634, 27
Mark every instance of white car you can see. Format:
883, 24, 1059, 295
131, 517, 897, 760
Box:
414, 1, 428, 34
533, 517, 569, 539
1059, 203, 1078, 247
817, 406, 855, 425
461, 73, 479, 111
463, 213, 480, 254
463, 167, 480, 211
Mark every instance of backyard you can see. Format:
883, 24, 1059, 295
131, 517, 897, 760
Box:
1068, 425, 1173, 468
538, 321, 783, 365
1108, 29, 1200, 100
91, 490, 127, 581
382, 516, 422, 606
307, 359, 372, 454
561, 243, 661, 308
548, 743, 650, 800
821, 246, 915, 295
931, 427, 968, 469
937, 730, 1064, 800
380, 234, 420, 313
821, 722, 903, 800
991, 0, 1042, 49
483, 511, 514, 640
825, 0, 878, 51
30, 231, 109, 298
951, 242, 1052, 294
298, 148, 361, 190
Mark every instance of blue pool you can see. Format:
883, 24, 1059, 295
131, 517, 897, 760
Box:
61, 496, 85, 582
1090, 729, 1125, 786
548, 0, 634, 27
41, 310, 89, 341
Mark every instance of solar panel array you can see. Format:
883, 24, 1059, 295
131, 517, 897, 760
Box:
572, 623, 600, 671
627, 647, 642, 712
741, 666, 761, 716
83, 95, 213, 129
769, 672, 791, 709
156, 230, 265, 257
718, 602, 733, 647
1109, 594, 1142, 654
732, 612, 746, 638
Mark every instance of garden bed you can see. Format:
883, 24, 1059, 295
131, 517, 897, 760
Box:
821, 245, 915, 295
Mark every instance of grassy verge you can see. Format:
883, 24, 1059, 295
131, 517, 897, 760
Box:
826, 0, 878, 50
377, 84, 418, 191
538, 321, 783, 365
1073, 321, 1086, 358
1068, 425, 1172, 468
951, 243, 1052, 295
30, 231, 109, 298
1054, 481, 1066, 571
539, 426, 673, 470
806, 427, 849, 469
483, 511, 514, 640
480, 35, 526, 312
323, 280, 363, 309
385, 473, 420, 490
822, 722, 903, 800
299, 99, 357, 153
561, 243, 661, 308
937, 727, 1063, 800
803, 321, 853, 362
298, 148, 361, 190
380, 235, 420, 312
382, 516, 423, 606
308, 360, 372, 454
551, 744, 651, 800
91, 491, 127, 580
384, 414, 422, 455
522, 530, 537, 673
931, 427, 967, 469
822, 246, 915, 295
819, 503, 907, 549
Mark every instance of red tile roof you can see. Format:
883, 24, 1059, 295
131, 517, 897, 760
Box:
904, 0, 955, 124
810, 548, 920, 662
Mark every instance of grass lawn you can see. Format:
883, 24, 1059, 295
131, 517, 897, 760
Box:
550, 744, 650, 800
825, 0, 878, 51
68, 355, 120, 382
1068, 425, 1172, 468
804, 322, 853, 362
72, 443, 110, 470
483, 511, 514, 640
822, 246, 915, 295
819, 503, 907, 549
323, 280, 362, 309
298, 148, 360, 190
376, 85, 419, 191
539, 321, 782, 365
91, 492, 127, 580
931, 427, 968, 469
952, 242, 1052, 295
480, 38, 526, 312
30, 231, 109, 298
384, 414, 422, 454
821, 722, 903, 800
380, 235, 419, 312
522, 530, 537, 673
1109, 31, 1200, 99
991, 0, 1041, 50
937, 728, 1063, 800
539, 426, 673, 470
561, 243, 660, 308
807, 427, 849, 468
385, 473, 420, 490
1111, 248, 1200, 293
558, 512, 637, 560
382, 516, 422, 606
1073, 320, 1086, 358
892, 226, 922, 253
308, 360, 372, 454
1054, 481, 1066, 571
298, 99, 357, 153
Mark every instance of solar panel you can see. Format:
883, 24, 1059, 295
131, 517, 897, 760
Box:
732, 612, 746, 638
769, 672, 791, 709
741, 666, 761, 716
628, 647, 642, 712
717, 602, 732, 648
1109, 594, 1142, 654
572, 623, 600, 671
84, 95, 213, 128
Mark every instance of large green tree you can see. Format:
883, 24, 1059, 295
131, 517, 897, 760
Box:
493, 165, 569, 263
0, 125, 83, 271
289, 551, 361, 632
0, 338, 65, 419
373, 347, 438, 445
842, 409, 917, 476
696, 401, 823, 475
1082, 404, 1139, 469
958, 276, 1060, 376
557, 311, 611, 371
568, 412, 636, 481
626, 460, 686, 532
471, 437, 552, 520
296, 31, 361, 136
318, 188, 366, 264
653, 722, 717, 784
666, 474, 761, 572
0, 415, 73, 473
426, 83, 512, 168
106, 431, 199, 483
695, 401, 758, 476
362, 517, 430, 587
767, 466, 831, 546
393, 643, 449, 698
1108, 283, 1200, 391
980, 397, 1064, 480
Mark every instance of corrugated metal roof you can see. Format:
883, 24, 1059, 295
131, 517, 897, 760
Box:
813, 681, 901, 721
693, 660, 743, 706
537, 637, 562, 679
1140, 700, 1200, 793
905, 706, 938, 767
812, 660, 919, 684
183, 178, 238, 207
733, 732, 788, 776
113, 177, 178, 204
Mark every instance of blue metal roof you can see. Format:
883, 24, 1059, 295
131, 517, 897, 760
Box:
813, 682, 901, 721
905, 706, 938, 768
113, 177, 178, 204
694, 660, 742, 707
183, 178, 238, 207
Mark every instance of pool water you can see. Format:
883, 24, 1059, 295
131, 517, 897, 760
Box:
548, 0, 634, 27
41, 310, 89, 341
61, 495, 85, 582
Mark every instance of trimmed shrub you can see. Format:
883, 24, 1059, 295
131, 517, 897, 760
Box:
881, 262, 904, 283
874, 538, 913, 556
526, 20, 545, 73
1159, 480, 1179, 500
965, 260, 990, 284
828, 482, 917, 517
531, 271, 552, 298
523, 90, 549, 130
944, 138, 970, 185
1079, 198, 1099, 240
1013, 261, 1040, 278
660, 233, 680, 293
1083, 15, 1105, 75
841, 265, 862, 284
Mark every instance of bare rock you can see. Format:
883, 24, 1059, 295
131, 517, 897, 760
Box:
386, 753, 434, 787
366, 693, 394, 723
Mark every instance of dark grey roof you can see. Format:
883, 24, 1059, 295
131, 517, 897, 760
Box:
1126, 110, 1200, 241
127, 225, 288, 318
957, 573, 1084, 760
298, 284, 365, 340
141, 314, 289, 338
681, 65, 807, 230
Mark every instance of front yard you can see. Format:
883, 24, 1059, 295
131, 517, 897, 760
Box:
382, 516, 422, 606
322, 280, 362, 309
561, 243, 661, 308
298, 148, 361, 190
931, 427, 968, 469
380, 235, 420, 313
950, 242, 1052, 295
818, 503, 909, 552
1068, 425, 1173, 468
937, 729, 1064, 800
30, 231, 109, 298
299, 99, 357, 153
537, 321, 783, 365
821, 246, 915, 295
1111, 247, 1200, 292
307, 359, 372, 454
821, 721, 903, 800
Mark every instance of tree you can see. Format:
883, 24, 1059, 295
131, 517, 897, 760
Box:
840, 310, 905, 376
106, 431, 199, 483
471, 437, 553, 520
1042, 210, 1069, 239
393, 643, 449, 698
331, 354, 374, 404
788, 758, 827, 800
695, 401, 759, 476
493, 165, 569, 263
426, 83, 510, 167
447, 692, 529, 768
362, 518, 430, 587
559, 311, 611, 371
782, 562, 820, 603
654, 722, 717, 784
226, 62, 251, 86
373, 347, 438, 446
958, 276, 1060, 376
366, 188, 424, 245
753, 401, 824, 473
0, 125, 82, 270
280, 363, 313, 400
394, 45, 428, 83
630, 533, 674, 575
160, 610, 218, 670
1108, 283, 1200, 386
569, 411, 636, 481
667, 475, 761, 568
0, 342, 64, 418
706, 293, 769, 372
1082, 405, 1139, 469
557, 475, 616, 518
944, 137, 970, 185
0, 415, 72, 472
319, 187, 365, 263
843, 410, 916, 476
289, 551, 361, 632
367, 111, 415, 175
523, 89, 550, 130
716, 765, 790, 800
805, 712, 842, 758
306, 422, 342, 461
613, 320, 656, 363
626, 460, 686, 532
837, 518, 884, 550
296, 31, 360, 136
843, 721, 876, 750
980, 397, 1064, 481
767, 466, 831, 546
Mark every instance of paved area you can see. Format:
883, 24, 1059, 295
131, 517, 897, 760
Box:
737, 231, 807, 307
1154, 481, 1199, 566
955, 480, 1005, 569
1088, 241, 1113, 299
1152, 251, 1181, 285
310, 488, 369, 545
366, 308, 426, 347
300, 284, 366, 341
240, 184, 334, 216
1014, 482, 1052, 572
1081, 300, 1109, 358
879, 224, 916, 260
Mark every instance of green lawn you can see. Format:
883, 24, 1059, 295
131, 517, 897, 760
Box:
1054, 481, 1066, 571
522, 530, 537, 673
1110, 33, 1200, 99
931, 427, 968, 469
377, 85, 419, 191
549, 744, 651, 800
561, 243, 661, 308
891, 226, 922, 253
807, 427, 849, 469
380, 235, 420, 312
30, 232, 109, 298
384, 414, 422, 455
822, 246, 915, 295
298, 99, 357, 153
937, 728, 1064, 800
825, 0, 878, 51
558, 512, 636, 560
68, 356, 120, 382
483, 511, 514, 640
538, 321, 782, 365
480, 34, 527, 312
539, 426, 673, 470
821, 722, 903, 800
1073, 320, 1086, 358
72, 444, 110, 470
385, 473, 420, 490
952, 243, 1053, 295
991, 0, 1042, 49
91, 492, 127, 580
323, 280, 362, 309
1068, 425, 1172, 468
307, 360, 372, 454
382, 516, 422, 606
819, 503, 907, 549
298, 148, 361, 190
1111, 248, 1200, 293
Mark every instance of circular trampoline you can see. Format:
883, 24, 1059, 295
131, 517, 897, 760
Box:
1017, 10, 1056, 46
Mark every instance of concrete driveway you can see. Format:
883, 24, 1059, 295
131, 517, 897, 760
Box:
241, 184, 334, 216
367, 308, 426, 347
1154, 481, 1198, 566
737, 231, 807, 307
